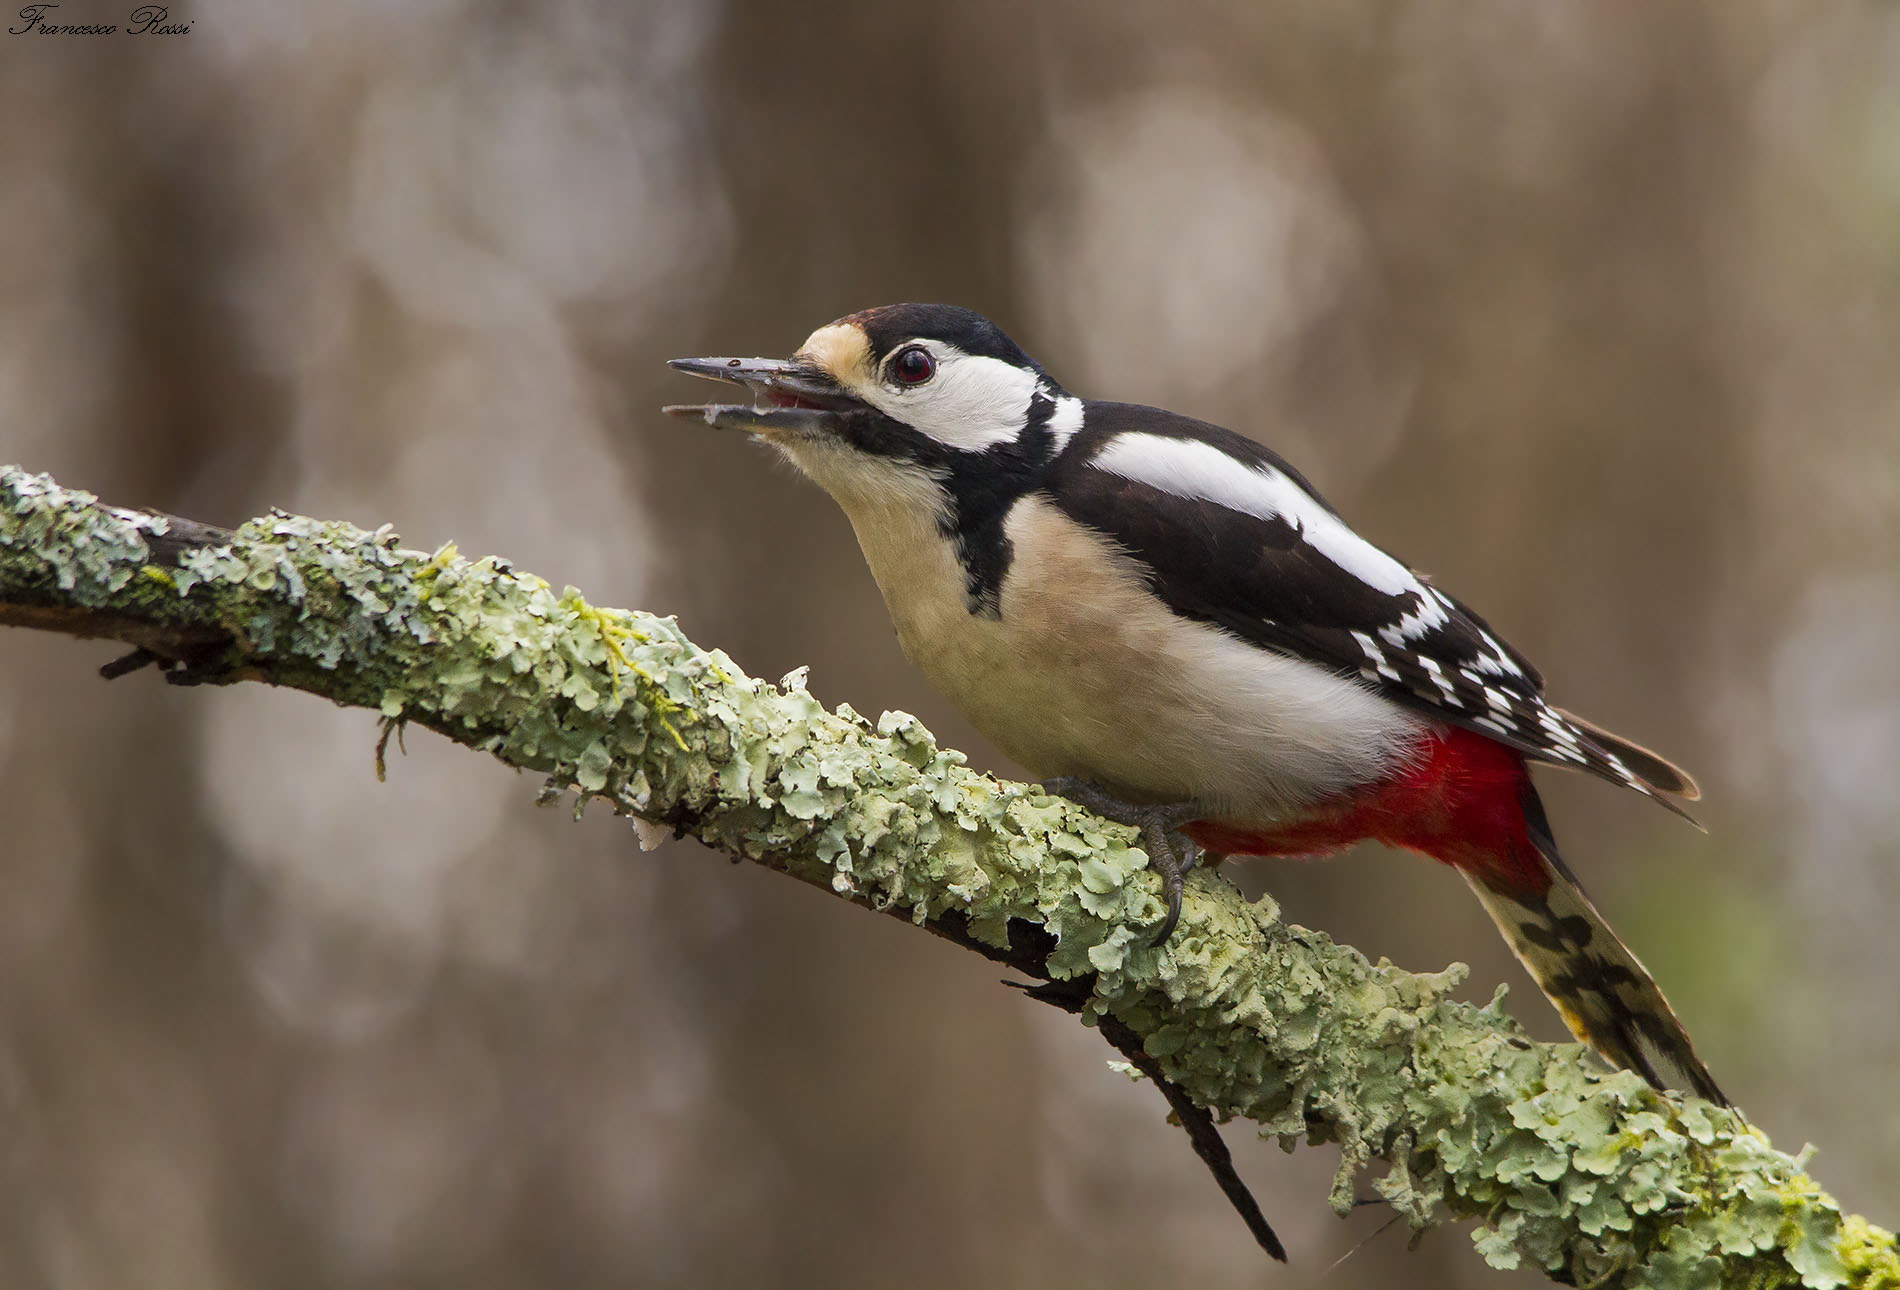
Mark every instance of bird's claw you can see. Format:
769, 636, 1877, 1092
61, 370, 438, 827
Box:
1137, 815, 1198, 946
1038, 777, 1202, 946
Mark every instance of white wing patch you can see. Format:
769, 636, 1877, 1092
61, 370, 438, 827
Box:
1350, 630, 1403, 683
1392, 590, 1452, 641
1417, 656, 1461, 706
1091, 433, 1422, 598
1471, 626, 1524, 678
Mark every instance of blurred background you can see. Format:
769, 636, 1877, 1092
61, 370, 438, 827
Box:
1, 1, 1897, 1285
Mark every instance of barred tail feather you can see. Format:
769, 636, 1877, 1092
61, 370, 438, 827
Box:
1553, 706, 1702, 801
1463, 843, 1727, 1107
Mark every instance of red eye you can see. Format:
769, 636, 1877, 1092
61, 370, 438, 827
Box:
891, 345, 935, 385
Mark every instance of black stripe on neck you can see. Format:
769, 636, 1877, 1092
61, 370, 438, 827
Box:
940, 386, 1058, 616
830, 386, 1064, 618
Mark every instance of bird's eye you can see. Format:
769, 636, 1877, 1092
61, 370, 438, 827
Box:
891, 346, 936, 386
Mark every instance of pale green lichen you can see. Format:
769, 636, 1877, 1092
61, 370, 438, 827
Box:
2, 463, 1895, 1288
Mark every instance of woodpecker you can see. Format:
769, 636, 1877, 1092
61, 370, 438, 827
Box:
666, 303, 1725, 1106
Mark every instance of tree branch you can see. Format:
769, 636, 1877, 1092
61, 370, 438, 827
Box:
1, 463, 1894, 1286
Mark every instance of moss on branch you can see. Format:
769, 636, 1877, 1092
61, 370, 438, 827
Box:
1, 464, 1894, 1287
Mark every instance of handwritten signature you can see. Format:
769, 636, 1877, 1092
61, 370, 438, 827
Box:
9, 5, 190, 34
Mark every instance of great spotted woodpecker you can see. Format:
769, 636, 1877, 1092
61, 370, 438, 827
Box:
666, 303, 1725, 1106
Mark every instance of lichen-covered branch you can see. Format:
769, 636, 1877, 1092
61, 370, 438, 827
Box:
0, 464, 1893, 1287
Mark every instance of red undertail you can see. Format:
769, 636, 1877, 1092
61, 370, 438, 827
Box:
1185, 725, 1727, 1105
1184, 725, 1548, 894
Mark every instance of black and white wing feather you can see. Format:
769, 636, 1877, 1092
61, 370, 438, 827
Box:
1045, 403, 1698, 813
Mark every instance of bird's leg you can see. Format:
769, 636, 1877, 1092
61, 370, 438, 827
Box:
1038, 777, 1203, 946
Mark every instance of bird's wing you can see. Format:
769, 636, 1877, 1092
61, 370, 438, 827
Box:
1044, 402, 1696, 810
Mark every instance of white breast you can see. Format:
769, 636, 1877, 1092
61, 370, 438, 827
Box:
798, 450, 1424, 825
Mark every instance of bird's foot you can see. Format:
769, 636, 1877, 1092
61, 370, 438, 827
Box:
1038, 777, 1203, 946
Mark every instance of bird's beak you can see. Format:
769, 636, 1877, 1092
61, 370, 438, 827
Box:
663, 356, 865, 438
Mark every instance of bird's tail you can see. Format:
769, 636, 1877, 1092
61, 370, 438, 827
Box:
1464, 801, 1727, 1106
1187, 726, 1727, 1104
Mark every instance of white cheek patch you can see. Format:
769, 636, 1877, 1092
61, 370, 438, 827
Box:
1090, 434, 1420, 597
854, 348, 1041, 453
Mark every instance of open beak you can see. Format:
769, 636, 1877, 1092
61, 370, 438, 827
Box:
663, 356, 864, 437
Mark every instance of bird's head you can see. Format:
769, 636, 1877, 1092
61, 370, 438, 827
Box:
666, 304, 1074, 506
